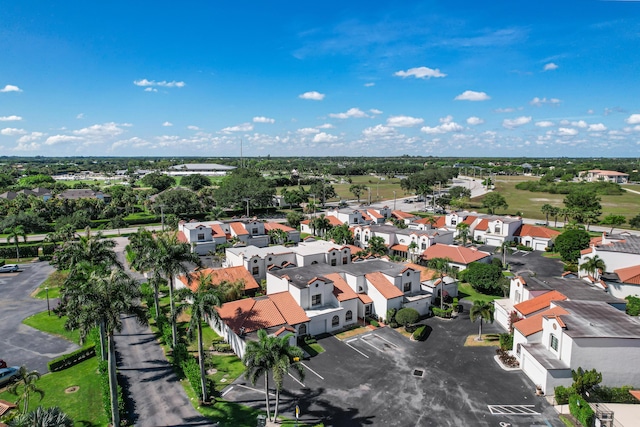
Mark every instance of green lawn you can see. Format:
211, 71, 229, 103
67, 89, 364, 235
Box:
0, 356, 108, 427
23, 311, 81, 345
457, 282, 502, 303
33, 271, 68, 300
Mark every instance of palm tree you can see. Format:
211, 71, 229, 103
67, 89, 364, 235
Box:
367, 236, 388, 257
268, 228, 288, 245
272, 333, 305, 421
549, 206, 561, 228
456, 223, 470, 246
4, 225, 26, 261
243, 329, 278, 421
8, 406, 73, 427
7, 366, 44, 414
312, 214, 331, 237
541, 204, 554, 225
427, 257, 455, 312
581, 255, 606, 280
60, 268, 147, 427
52, 228, 120, 273
126, 228, 162, 320
155, 232, 202, 347
498, 241, 514, 269
407, 241, 418, 262
470, 300, 495, 341
174, 273, 223, 403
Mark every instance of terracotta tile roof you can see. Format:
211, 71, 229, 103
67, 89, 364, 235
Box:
475, 219, 489, 231
462, 215, 478, 225
367, 209, 383, 219
327, 216, 345, 227
630, 390, 640, 401
581, 247, 594, 255
391, 244, 408, 252
325, 273, 358, 302
264, 222, 295, 232
514, 224, 561, 239
230, 222, 249, 236
514, 290, 567, 316
404, 263, 438, 281
357, 293, 373, 304
392, 210, 415, 220
267, 291, 311, 325
178, 266, 260, 292
211, 224, 226, 237
361, 211, 372, 221
615, 265, 640, 285
421, 243, 491, 265
274, 326, 296, 336
301, 219, 310, 225
514, 306, 570, 337
366, 272, 404, 299
345, 244, 362, 254
177, 231, 188, 243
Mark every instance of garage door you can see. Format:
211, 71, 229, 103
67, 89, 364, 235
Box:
534, 242, 547, 251
485, 237, 502, 246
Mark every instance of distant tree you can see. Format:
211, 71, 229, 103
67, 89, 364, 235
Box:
367, 236, 388, 256
281, 187, 308, 207
600, 214, 626, 234
349, 184, 367, 203
448, 186, 471, 200
326, 223, 354, 245
286, 211, 304, 229
541, 204, 554, 225
630, 214, 640, 229
309, 180, 337, 206
4, 224, 27, 261
464, 262, 503, 295
180, 174, 211, 191
549, 206, 561, 227
555, 229, 590, 263
140, 172, 175, 192
215, 168, 275, 210
456, 223, 470, 246
395, 307, 420, 331
581, 255, 606, 279
482, 192, 508, 214
18, 174, 55, 187
563, 189, 601, 223
152, 188, 202, 216
268, 228, 288, 245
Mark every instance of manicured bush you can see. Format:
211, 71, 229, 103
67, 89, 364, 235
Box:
412, 325, 429, 341
498, 333, 513, 351
395, 307, 420, 329
98, 360, 126, 422
569, 394, 594, 427
432, 307, 453, 318
48, 345, 96, 372
213, 343, 233, 353
626, 296, 640, 316
554, 385, 575, 405
181, 356, 203, 399
369, 319, 379, 327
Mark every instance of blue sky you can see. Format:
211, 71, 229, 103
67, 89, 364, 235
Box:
1, 0, 639, 157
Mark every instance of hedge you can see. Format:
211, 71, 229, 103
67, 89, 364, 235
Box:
569, 394, 594, 427
0, 242, 55, 259
48, 345, 96, 372
412, 325, 429, 341
432, 307, 454, 318
554, 385, 574, 405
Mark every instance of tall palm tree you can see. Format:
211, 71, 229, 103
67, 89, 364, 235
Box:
456, 223, 470, 246
470, 300, 495, 341
155, 232, 202, 347
427, 257, 455, 312
126, 228, 162, 320
4, 225, 26, 261
7, 366, 43, 414
243, 329, 278, 422
60, 268, 147, 427
174, 273, 223, 403
407, 241, 418, 262
549, 206, 561, 228
581, 255, 606, 280
267, 228, 288, 245
541, 204, 554, 225
272, 333, 305, 421
52, 228, 120, 273
8, 406, 73, 427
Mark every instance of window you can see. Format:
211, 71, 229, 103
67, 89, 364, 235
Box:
495, 226, 501, 234
197, 233, 205, 241
516, 344, 521, 356
355, 233, 360, 241
451, 219, 457, 226
365, 235, 369, 242
365, 305, 372, 315
342, 256, 348, 264
421, 242, 427, 250
252, 266, 259, 275
345, 310, 353, 321
331, 259, 337, 266
252, 227, 259, 234
332, 316, 339, 327
404, 282, 411, 292
312, 294, 321, 306
298, 324, 307, 335
550, 334, 558, 351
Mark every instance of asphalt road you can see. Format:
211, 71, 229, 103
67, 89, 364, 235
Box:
0, 261, 78, 375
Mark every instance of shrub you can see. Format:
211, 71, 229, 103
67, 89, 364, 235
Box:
213, 343, 233, 353
98, 360, 126, 422
412, 325, 429, 341
626, 295, 640, 316
369, 319, 379, 327
591, 385, 639, 404
498, 333, 513, 351
0, 259, 4, 266
495, 349, 519, 368
554, 385, 575, 405
48, 345, 96, 372
395, 308, 420, 329
569, 394, 594, 427
432, 307, 453, 318
181, 356, 203, 399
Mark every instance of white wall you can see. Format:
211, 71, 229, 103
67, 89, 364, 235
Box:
608, 282, 640, 299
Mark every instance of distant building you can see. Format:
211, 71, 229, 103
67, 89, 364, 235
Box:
58, 189, 111, 202
579, 169, 629, 183
0, 187, 52, 201
167, 163, 236, 176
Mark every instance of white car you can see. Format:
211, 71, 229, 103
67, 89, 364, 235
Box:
0, 264, 19, 273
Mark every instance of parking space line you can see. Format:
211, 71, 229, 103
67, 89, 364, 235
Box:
300, 362, 324, 380
288, 372, 305, 387
340, 337, 369, 358
374, 334, 398, 348
488, 405, 539, 415
360, 337, 384, 352
236, 383, 276, 397
221, 386, 233, 397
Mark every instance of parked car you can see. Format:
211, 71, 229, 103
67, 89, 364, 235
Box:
0, 366, 20, 387
0, 264, 18, 273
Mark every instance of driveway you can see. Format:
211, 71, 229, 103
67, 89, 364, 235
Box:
0, 261, 78, 374
222, 308, 562, 426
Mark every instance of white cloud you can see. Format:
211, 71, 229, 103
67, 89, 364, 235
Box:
454, 90, 490, 101
571, 120, 588, 128
369, 109, 383, 115
502, 116, 532, 129
312, 132, 338, 143
364, 82, 375, 87
1, 128, 26, 136
144, 88, 158, 92
362, 125, 396, 138
466, 116, 484, 125
587, 109, 595, 115
626, 114, 640, 125
76, 113, 84, 119
535, 121, 555, 127
134, 79, 185, 88
394, 66, 446, 79
316, 123, 334, 129
17, 132, 44, 143
543, 63, 558, 71
73, 122, 127, 138
387, 115, 424, 127
530, 97, 561, 106
253, 116, 275, 124
588, 123, 607, 132
45, 135, 84, 145
0, 115, 22, 121
299, 91, 325, 101
558, 127, 579, 136
187, 125, 200, 130
14, 141, 41, 151
421, 120, 463, 134
221, 123, 253, 133
0, 85, 22, 93
162, 121, 173, 127
297, 127, 320, 135
494, 107, 516, 113
329, 108, 368, 119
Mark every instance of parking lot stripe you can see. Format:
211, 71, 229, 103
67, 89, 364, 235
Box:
360, 337, 384, 352
221, 386, 233, 397
236, 383, 276, 397
487, 405, 539, 415
300, 362, 324, 380
288, 372, 305, 387
374, 334, 398, 347
340, 337, 369, 358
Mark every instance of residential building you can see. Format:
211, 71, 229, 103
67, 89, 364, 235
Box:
58, 189, 111, 202
513, 225, 560, 251
0, 187, 52, 201
421, 243, 491, 272
579, 169, 629, 183
175, 266, 260, 296
351, 224, 454, 258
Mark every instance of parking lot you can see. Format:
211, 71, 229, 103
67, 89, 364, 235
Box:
0, 261, 78, 375
222, 304, 563, 427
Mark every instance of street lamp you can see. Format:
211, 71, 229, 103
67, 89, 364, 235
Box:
243, 198, 251, 218
45, 286, 50, 316
393, 190, 396, 211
